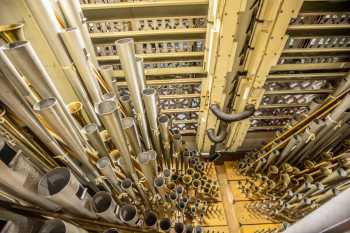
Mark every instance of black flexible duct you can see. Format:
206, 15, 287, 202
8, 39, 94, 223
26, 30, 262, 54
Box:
210, 104, 255, 122
207, 128, 226, 143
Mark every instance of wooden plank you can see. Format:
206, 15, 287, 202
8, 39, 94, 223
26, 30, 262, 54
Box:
224, 161, 247, 181
240, 224, 283, 233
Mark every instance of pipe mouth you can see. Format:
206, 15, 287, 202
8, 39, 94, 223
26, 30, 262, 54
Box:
138, 152, 150, 164
163, 169, 171, 178
95, 100, 117, 116
154, 176, 165, 187
192, 179, 201, 188
143, 88, 156, 96
193, 172, 201, 180
100, 64, 113, 71
96, 157, 110, 169
182, 197, 188, 204
194, 226, 203, 233
103, 229, 120, 233
120, 95, 130, 102
158, 114, 169, 123
92, 191, 112, 213
82, 123, 98, 135
34, 97, 57, 112
182, 175, 192, 184
167, 182, 176, 190
169, 191, 178, 201
159, 218, 171, 230
7, 40, 28, 49
39, 219, 66, 233
147, 150, 157, 161
175, 222, 185, 233
67, 101, 82, 114
120, 204, 137, 222
103, 93, 116, 101
185, 224, 193, 233
178, 201, 186, 209
176, 185, 184, 194
38, 167, 71, 196
122, 117, 134, 129
186, 168, 195, 176
144, 211, 157, 226
121, 178, 132, 189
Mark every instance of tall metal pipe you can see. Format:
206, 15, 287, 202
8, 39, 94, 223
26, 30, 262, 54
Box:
38, 167, 97, 218
95, 100, 135, 177
82, 123, 110, 158
57, 0, 98, 67
173, 133, 183, 173
144, 210, 158, 229
39, 219, 88, 233
136, 56, 146, 93
92, 191, 121, 223
96, 157, 122, 193
121, 178, 137, 202
159, 114, 171, 168
116, 38, 152, 150
25, 0, 101, 127
0, 160, 60, 211
60, 28, 103, 103
282, 188, 350, 233
154, 176, 167, 201
159, 218, 172, 232
33, 98, 99, 189
142, 88, 163, 167
100, 65, 117, 96
4, 41, 85, 145
122, 117, 143, 156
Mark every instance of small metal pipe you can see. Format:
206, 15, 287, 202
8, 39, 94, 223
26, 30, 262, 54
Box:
96, 157, 122, 193
159, 218, 172, 232
122, 117, 143, 156
210, 104, 255, 122
116, 38, 152, 150
119, 95, 133, 117
159, 114, 171, 169
92, 191, 121, 223
154, 176, 167, 201
82, 123, 110, 158
121, 177, 137, 202
138, 151, 157, 195
144, 210, 158, 229
135, 56, 146, 93
175, 222, 185, 233
119, 204, 139, 226
100, 65, 116, 95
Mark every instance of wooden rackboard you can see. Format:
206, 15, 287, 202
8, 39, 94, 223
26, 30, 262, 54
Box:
224, 161, 248, 181
234, 201, 280, 225
240, 224, 283, 233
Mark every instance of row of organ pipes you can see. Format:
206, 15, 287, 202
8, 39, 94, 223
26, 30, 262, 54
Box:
0, 1, 218, 233
237, 71, 350, 233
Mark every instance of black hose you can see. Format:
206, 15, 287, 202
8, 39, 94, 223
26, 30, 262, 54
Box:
210, 104, 255, 122
207, 128, 226, 143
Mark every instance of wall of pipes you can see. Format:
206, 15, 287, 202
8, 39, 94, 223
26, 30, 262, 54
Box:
0, 1, 218, 232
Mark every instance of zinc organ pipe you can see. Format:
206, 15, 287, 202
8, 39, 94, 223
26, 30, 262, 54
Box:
33, 98, 100, 190
0, 160, 60, 212
59, 28, 103, 103
4, 41, 86, 145
142, 88, 163, 165
122, 117, 143, 156
95, 100, 135, 176
39, 219, 88, 233
135, 57, 146, 93
275, 135, 302, 166
210, 104, 255, 122
115, 38, 152, 150
82, 123, 109, 158
24, 0, 100, 127
282, 187, 350, 233
138, 151, 157, 195
38, 167, 97, 219
0, 47, 38, 105
96, 157, 123, 193
159, 114, 171, 169
100, 65, 117, 96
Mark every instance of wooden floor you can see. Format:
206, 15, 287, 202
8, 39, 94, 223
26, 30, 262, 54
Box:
209, 161, 283, 233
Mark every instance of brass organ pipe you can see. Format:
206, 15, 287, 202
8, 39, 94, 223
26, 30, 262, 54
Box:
25, 0, 101, 127
116, 38, 152, 150
119, 95, 133, 117
0, 160, 60, 211
82, 123, 110, 158
122, 117, 143, 156
33, 98, 100, 190
142, 88, 164, 167
159, 114, 171, 168
67, 101, 88, 127
59, 28, 103, 103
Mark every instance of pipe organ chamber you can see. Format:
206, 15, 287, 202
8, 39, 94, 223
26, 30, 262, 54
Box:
0, 0, 350, 233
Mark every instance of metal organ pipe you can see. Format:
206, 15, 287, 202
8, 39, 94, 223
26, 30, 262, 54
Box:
39, 219, 88, 233
115, 38, 152, 150
92, 191, 121, 223
25, 0, 101, 127
100, 65, 117, 95
159, 114, 172, 168
122, 117, 143, 156
136, 56, 146, 93
96, 157, 122, 193
60, 28, 103, 103
82, 123, 110, 158
142, 88, 164, 166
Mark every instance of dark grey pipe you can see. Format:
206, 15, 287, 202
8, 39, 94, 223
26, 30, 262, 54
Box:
210, 104, 255, 122
207, 127, 226, 143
